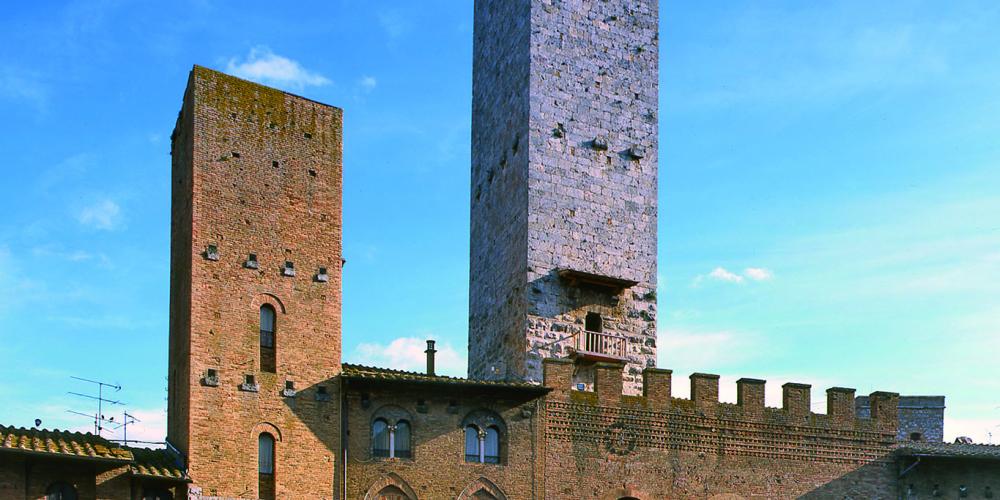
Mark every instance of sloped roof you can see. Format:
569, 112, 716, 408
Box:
342, 363, 550, 392
127, 447, 190, 481
0, 425, 189, 481
0, 425, 132, 462
896, 442, 1000, 460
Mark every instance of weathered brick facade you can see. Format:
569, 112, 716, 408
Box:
4, 2, 998, 500
167, 66, 343, 499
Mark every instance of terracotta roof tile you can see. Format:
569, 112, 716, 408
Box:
126, 447, 190, 481
0, 425, 131, 462
896, 442, 1000, 460
341, 363, 549, 392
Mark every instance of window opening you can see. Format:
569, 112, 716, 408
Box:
260, 305, 276, 372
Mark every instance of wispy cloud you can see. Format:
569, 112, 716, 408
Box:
76, 199, 122, 231
708, 266, 743, 283
0, 66, 47, 109
657, 328, 756, 369
348, 336, 466, 376
694, 266, 774, 285
358, 75, 377, 92
226, 47, 330, 90
744, 267, 773, 281
378, 10, 412, 40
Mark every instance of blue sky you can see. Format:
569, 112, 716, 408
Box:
0, 1, 997, 444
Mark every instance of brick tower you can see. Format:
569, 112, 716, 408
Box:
167, 66, 343, 498
469, 0, 659, 393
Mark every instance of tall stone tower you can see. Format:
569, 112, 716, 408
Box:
167, 66, 343, 498
469, 0, 658, 393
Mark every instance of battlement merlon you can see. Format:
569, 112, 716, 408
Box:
542, 359, 900, 435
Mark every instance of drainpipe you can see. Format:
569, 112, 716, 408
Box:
340, 376, 348, 500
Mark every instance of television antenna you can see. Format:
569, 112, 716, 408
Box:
66, 376, 124, 436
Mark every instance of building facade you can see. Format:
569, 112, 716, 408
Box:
2, 1, 999, 499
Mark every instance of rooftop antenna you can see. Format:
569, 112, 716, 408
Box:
121, 411, 139, 446
67, 376, 124, 436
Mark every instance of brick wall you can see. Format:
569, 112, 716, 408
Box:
898, 457, 1000, 498
542, 359, 903, 499
168, 66, 343, 499
343, 383, 542, 500
857, 395, 946, 443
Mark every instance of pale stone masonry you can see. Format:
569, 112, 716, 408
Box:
469, 0, 658, 393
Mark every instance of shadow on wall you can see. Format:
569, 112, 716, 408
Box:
801, 460, 897, 499
282, 376, 341, 455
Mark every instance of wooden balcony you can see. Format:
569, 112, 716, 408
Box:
572, 330, 628, 363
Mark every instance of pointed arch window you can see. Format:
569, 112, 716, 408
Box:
260, 304, 276, 372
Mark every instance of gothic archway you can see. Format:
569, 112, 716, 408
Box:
363, 473, 417, 500
457, 477, 507, 500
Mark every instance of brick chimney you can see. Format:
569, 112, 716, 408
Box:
425, 340, 437, 376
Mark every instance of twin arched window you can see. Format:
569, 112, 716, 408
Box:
260, 305, 276, 372
464, 425, 500, 464
372, 418, 411, 459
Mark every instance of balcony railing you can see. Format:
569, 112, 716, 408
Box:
575, 330, 627, 362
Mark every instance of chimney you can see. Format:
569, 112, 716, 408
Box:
424, 340, 437, 376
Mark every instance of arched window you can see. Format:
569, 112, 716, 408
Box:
394, 420, 411, 458
483, 426, 500, 464
260, 305, 276, 372
45, 482, 77, 500
258, 432, 275, 500
464, 425, 480, 462
372, 419, 390, 457
462, 410, 506, 464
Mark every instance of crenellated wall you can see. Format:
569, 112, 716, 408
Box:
541, 359, 901, 499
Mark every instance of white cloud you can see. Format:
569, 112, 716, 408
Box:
349, 337, 466, 377
359, 75, 377, 92
944, 417, 1000, 445
76, 199, 121, 230
709, 266, 744, 283
744, 267, 773, 281
226, 47, 330, 90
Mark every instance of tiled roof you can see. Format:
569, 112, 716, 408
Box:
0, 425, 132, 462
127, 447, 189, 481
342, 363, 550, 392
0, 425, 189, 481
896, 442, 1000, 460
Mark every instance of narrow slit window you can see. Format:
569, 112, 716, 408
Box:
260, 305, 276, 372
258, 433, 275, 500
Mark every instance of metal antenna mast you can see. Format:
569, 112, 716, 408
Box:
67, 376, 124, 436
